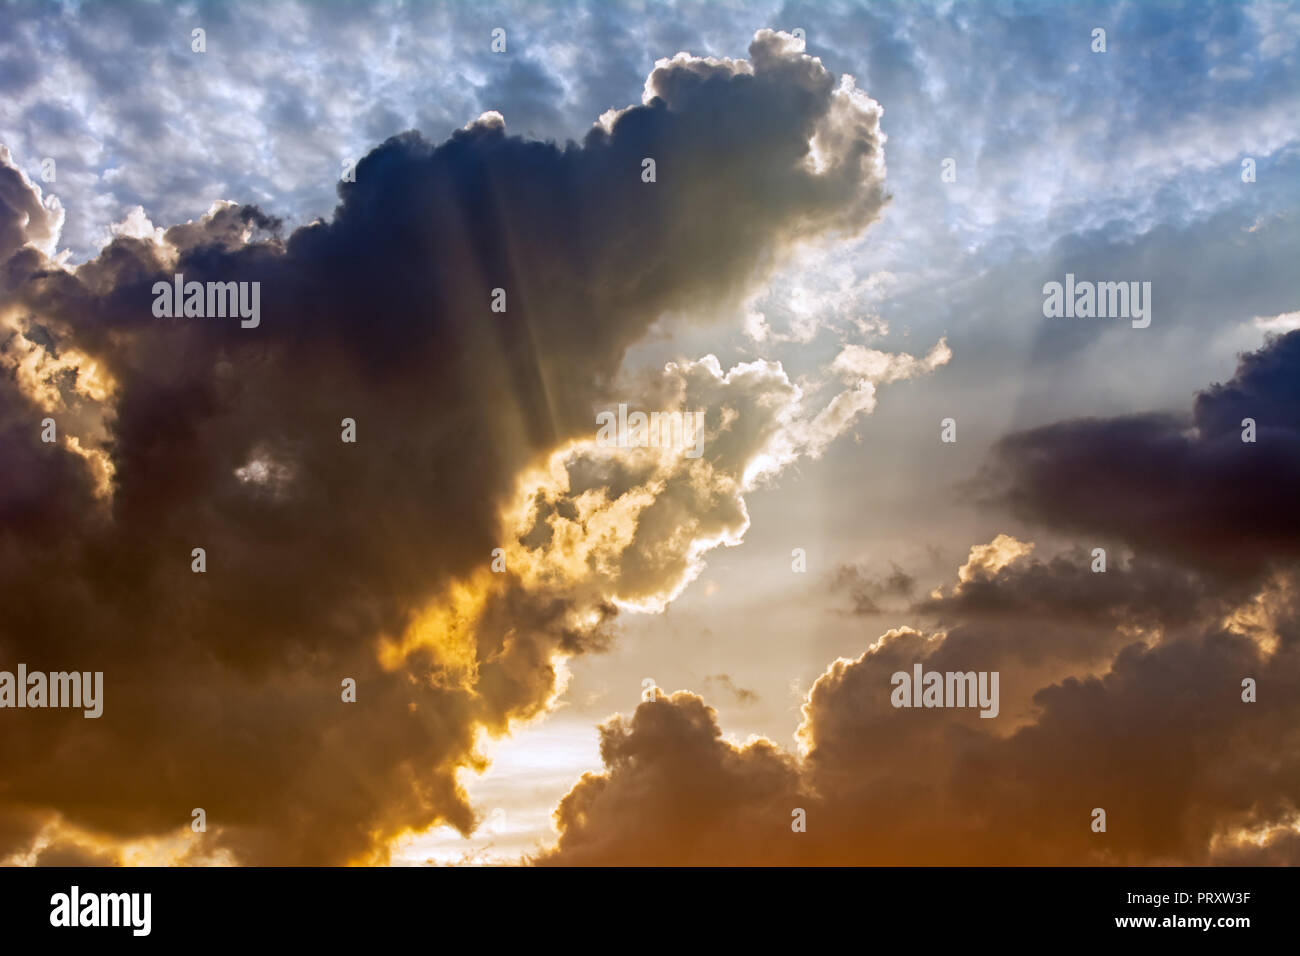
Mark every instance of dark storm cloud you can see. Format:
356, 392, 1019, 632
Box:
543, 548, 1300, 865
990, 330, 1300, 583
537, 690, 805, 866
906, 546, 1219, 726
0, 30, 888, 863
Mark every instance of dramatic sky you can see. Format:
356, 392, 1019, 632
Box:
0, 0, 1298, 866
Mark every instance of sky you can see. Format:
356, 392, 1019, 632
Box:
0, 0, 1298, 866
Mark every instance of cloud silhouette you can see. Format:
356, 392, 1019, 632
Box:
990, 331, 1300, 582
0, 31, 897, 864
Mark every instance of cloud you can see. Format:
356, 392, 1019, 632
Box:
34, 841, 123, 867
542, 542, 1300, 864
0, 30, 897, 865
702, 674, 759, 704
477, 341, 944, 625
988, 330, 1300, 583
830, 561, 915, 615
0, 145, 62, 259
539, 337, 1300, 864
538, 689, 805, 866
954, 533, 1033, 585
